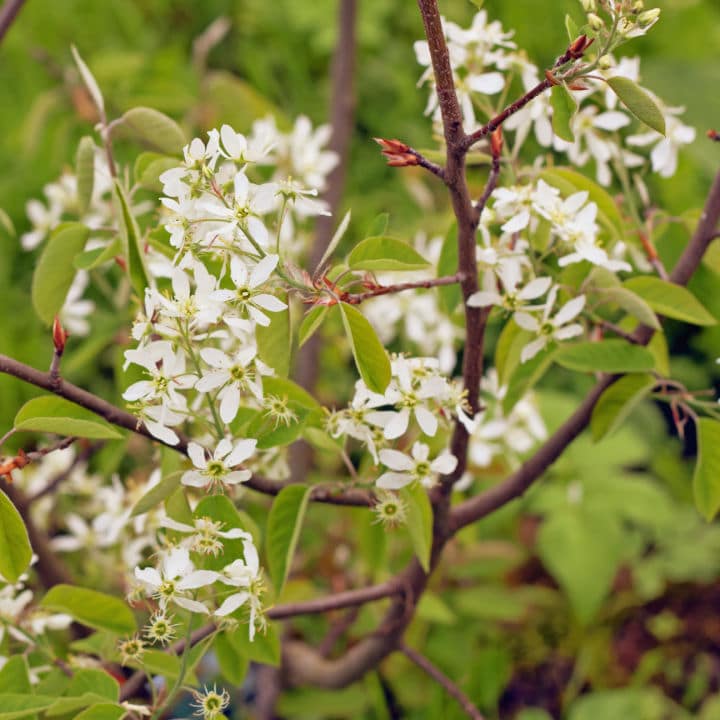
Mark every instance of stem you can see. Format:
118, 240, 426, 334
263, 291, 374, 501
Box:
151, 614, 195, 720
0, 0, 26, 45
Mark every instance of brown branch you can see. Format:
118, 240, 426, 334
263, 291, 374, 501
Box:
292, 0, 358, 483
451, 167, 720, 532
0, 0, 26, 45
463, 35, 592, 152
473, 128, 502, 220
341, 273, 463, 305
399, 641, 485, 720
0, 353, 372, 507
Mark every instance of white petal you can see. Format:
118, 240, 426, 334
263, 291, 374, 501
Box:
519, 277, 552, 300
226, 439, 258, 466
188, 442, 207, 469
224, 470, 252, 485
415, 407, 438, 437
173, 596, 210, 614
379, 448, 414, 471
554, 295, 586, 325
431, 452, 458, 475
200, 348, 231, 369
383, 409, 410, 440
520, 337, 547, 363
250, 254, 279, 288
215, 592, 250, 617
554, 323, 583, 340
466, 72, 505, 95
514, 313, 539, 332
501, 210, 530, 233
135, 566, 162, 588
253, 293, 287, 312
467, 290, 501, 308
178, 570, 220, 590
376, 472, 412, 490
219, 385, 241, 424
195, 370, 229, 393
181, 470, 206, 487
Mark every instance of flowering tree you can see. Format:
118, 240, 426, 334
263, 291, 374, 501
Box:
1, 0, 719, 718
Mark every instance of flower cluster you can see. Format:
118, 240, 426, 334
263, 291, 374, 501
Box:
416, 3, 694, 187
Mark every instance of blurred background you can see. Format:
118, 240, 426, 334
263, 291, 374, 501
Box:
1, 1, 720, 717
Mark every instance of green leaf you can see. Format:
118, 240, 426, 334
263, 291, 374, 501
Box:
0, 207, 16, 237
0, 657, 31, 694
31, 222, 89, 324
165, 487, 194, 525
256, 292, 290, 376
0, 490, 32, 583
622, 276, 716, 326
338, 303, 391, 394
134, 152, 180, 192
214, 631, 250, 685
75, 136, 96, 214
120, 107, 186, 155
40, 585, 135, 635
298, 306, 329, 349
73, 705, 125, 720
647, 331, 670, 377
550, 84, 576, 142
437, 222, 461, 313
694, 418, 720, 521
590, 373, 655, 441
365, 212, 389, 238
556, 340, 656, 373
538, 509, 624, 623
46, 693, 118, 717
73, 237, 122, 271
606, 76, 665, 135
347, 236, 430, 272
266, 485, 312, 595
401, 484, 433, 572
67, 669, 119, 701
495, 318, 530, 386
125, 649, 197, 686
223, 622, 281, 666
71, 46, 104, 114
595, 287, 660, 329
503, 345, 556, 415
14, 396, 122, 440
130, 471, 182, 517
0, 695, 55, 720
564, 14, 578, 42
113, 180, 150, 300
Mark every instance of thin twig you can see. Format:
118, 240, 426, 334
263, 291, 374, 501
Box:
399, 641, 485, 720
341, 273, 463, 304
0, 0, 27, 45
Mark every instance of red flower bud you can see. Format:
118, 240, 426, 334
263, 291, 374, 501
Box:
52, 316, 68, 355
708, 129, 720, 142
374, 138, 419, 167
490, 127, 503, 157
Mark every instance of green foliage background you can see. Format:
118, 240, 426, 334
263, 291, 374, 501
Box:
1, 0, 720, 717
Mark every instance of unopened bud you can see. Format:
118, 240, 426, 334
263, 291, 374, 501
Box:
114, 256, 127, 271
580, 0, 596, 12
631, 0, 645, 11
568, 34, 593, 58
374, 138, 419, 167
587, 13, 604, 31
598, 54, 613, 69
544, 69, 560, 86
707, 129, 720, 143
52, 316, 68, 355
637, 8, 660, 26
490, 127, 503, 157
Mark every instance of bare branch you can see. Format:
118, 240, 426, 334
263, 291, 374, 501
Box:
341, 273, 463, 305
0, 0, 27, 45
399, 641, 486, 720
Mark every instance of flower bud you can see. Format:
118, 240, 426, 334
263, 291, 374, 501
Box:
587, 12, 604, 31
631, 0, 645, 11
52, 316, 68, 355
580, 0, 597, 11
490, 127, 503, 157
637, 8, 660, 26
598, 54, 613, 69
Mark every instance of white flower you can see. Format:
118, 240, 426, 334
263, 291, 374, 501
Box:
514, 287, 585, 362
377, 441, 457, 490
134, 547, 218, 614
123, 340, 195, 407
160, 517, 250, 556
627, 107, 696, 178
181, 438, 257, 489
212, 254, 286, 328
215, 535, 264, 640
195, 346, 272, 422
467, 266, 551, 312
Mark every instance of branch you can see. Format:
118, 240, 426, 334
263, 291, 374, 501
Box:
399, 641, 486, 720
341, 273, 463, 305
0, 0, 26, 45
0, 353, 372, 507
374, 138, 445, 181
463, 35, 592, 152
451, 167, 720, 532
